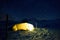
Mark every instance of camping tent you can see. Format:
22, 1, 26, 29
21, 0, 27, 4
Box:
12, 23, 34, 31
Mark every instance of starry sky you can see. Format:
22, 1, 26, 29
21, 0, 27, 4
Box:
0, 0, 60, 21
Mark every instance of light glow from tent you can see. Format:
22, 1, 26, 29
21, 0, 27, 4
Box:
12, 23, 34, 31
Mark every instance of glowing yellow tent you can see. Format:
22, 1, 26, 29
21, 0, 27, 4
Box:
12, 23, 34, 31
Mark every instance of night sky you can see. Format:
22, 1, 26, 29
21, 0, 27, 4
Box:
0, 0, 60, 21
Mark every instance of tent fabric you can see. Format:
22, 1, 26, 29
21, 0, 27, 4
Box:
12, 23, 34, 31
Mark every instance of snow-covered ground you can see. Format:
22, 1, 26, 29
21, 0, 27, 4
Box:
7, 28, 58, 40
